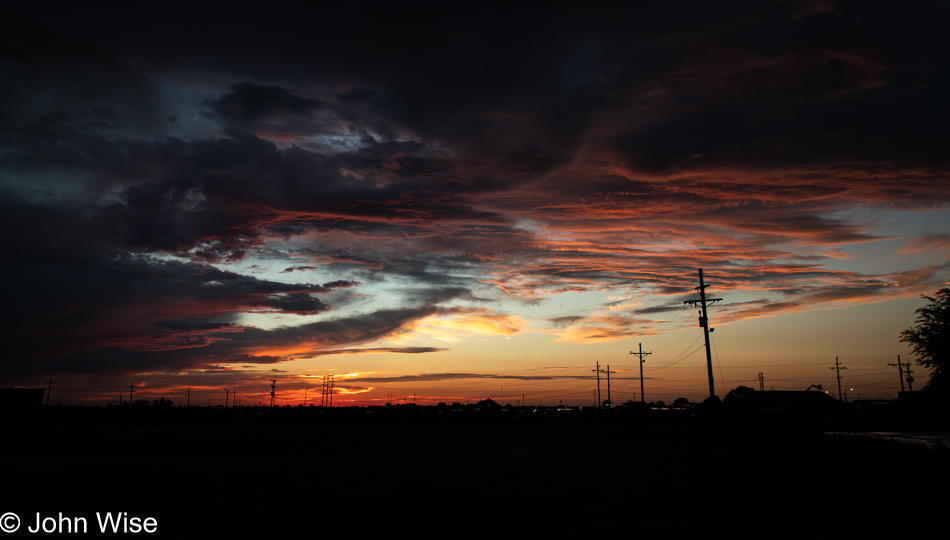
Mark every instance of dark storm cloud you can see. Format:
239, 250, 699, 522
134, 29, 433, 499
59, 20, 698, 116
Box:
1, 0, 948, 387
208, 82, 324, 132
4, 303, 449, 378
0, 198, 372, 377
308, 347, 449, 356
246, 293, 331, 315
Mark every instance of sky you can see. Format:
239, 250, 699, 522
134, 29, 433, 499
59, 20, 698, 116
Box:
1, 0, 948, 406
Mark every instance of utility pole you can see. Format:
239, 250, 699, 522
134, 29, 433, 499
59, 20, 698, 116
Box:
905, 362, 915, 392
592, 361, 603, 407
830, 357, 847, 403
224, 388, 229, 408
186, 387, 191, 407
604, 365, 616, 406
128, 381, 138, 404
630, 344, 652, 404
758, 372, 765, 392
684, 268, 722, 398
270, 377, 277, 408
888, 356, 906, 394
46, 378, 54, 405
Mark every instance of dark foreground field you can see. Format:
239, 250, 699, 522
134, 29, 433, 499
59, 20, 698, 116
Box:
3, 419, 947, 538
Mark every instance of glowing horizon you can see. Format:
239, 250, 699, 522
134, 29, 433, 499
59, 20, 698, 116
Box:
1, 2, 947, 406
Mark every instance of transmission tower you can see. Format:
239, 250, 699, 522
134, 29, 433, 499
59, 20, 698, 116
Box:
684, 268, 722, 398
269, 377, 277, 408
321, 375, 334, 407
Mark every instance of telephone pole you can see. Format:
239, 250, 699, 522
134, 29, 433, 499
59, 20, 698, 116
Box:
684, 268, 722, 398
888, 356, 906, 393
185, 387, 191, 407
604, 365, 616, 406
629, 344, 651, 404
592, 361, 603, 407
830, 357, 847, 403
224, 388, 229, 408
128, 381, 138, 404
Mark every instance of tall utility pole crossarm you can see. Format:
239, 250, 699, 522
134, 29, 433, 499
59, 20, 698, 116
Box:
629, 344, 652, 404
888, 356, 906, 394
684, 268, 722, 398
830, 357, 847, 403
592, 362, 602, 408
604, 365, 616, 406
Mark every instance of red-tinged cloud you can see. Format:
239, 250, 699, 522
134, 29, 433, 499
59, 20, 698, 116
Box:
2, 1, 949, 391
899, 234, 950, 255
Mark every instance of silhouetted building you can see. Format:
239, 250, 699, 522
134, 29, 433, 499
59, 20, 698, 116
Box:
0, 388, 45, 408
723, 386, 837, 412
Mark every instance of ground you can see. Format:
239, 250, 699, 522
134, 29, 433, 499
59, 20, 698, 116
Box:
2, 418, 947, 538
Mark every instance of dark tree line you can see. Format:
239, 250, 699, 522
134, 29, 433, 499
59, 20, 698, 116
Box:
900, 289, 950, 394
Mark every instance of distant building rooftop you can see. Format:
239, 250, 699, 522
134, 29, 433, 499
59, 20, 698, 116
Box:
724, 386, 837, 410
0, 388, 45, 407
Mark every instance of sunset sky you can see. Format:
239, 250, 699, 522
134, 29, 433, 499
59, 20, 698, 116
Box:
2, 1, 948, 406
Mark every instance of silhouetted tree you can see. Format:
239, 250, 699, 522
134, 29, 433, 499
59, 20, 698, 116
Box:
672, 397, 690, 408
900, 289, 950, 393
